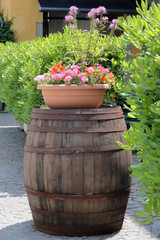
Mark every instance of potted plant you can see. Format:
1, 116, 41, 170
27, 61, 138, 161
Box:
24, 7, 133, 237
34, 6, 119, 109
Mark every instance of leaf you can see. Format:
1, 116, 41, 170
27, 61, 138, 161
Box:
128, 112, 137, 118
117, 141, 133, 151
143, 203, 152, 215
138, 135, 158, 148
136, 211, 149, 218
140, 219, 153, 225
154, 119, 160, 123
153, 200, 159, 215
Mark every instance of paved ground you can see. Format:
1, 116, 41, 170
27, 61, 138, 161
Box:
0, 112, 159, 240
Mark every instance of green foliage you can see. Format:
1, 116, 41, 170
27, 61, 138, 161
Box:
63, 18, 128, 105
0, 33, 70, 124
0, 29, 127, 125
118, 0, 160, 226
99, 36, 128, 105
0, 11, 16, 43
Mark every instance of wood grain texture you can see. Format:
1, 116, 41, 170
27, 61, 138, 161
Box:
24, 106, 132, 236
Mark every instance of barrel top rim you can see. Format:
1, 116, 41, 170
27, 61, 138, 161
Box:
32, 106, 122, 115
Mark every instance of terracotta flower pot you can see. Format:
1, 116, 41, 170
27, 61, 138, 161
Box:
37, 84, 109, 109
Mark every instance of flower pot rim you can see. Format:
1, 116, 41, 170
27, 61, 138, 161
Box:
37, 84, 110, 90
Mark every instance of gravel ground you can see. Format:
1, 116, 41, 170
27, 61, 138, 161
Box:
0, 112, 159, 240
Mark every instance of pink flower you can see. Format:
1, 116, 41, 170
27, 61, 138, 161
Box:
96, 6, 107, 15
102, 68, 109, 73
72, 65, 81, 70
109, 23, 115, 29
102, 16, 109, 23
65, 15, 73, 22
64, 69, 72, 74
81, 77, 89, 83
34, 75, 46, 82
88, 12, 93, 19
64, 76, 72, 82
112, 19, 118, 25
110, 19, 118, 30
86, 67, 95, 73
69, 6, 78, 15
53, 74, 63, 80
87, 8, 96, 18
78, 72, 85, 78
97, 65, 104, 70
70, 69, 79, 77
93, 18, 100, 26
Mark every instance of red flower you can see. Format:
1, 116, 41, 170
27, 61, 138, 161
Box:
109, 73, 114, 80
101, 76, 108, 83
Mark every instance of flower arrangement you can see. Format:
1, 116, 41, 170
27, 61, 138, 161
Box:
34, 6, 120, 109
34, 62, 115, 87
34, 6, 118, 88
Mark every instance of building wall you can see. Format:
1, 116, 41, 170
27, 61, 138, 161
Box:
0, 0, 43, 42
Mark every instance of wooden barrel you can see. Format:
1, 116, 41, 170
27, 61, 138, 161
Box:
24, 106, 132, 236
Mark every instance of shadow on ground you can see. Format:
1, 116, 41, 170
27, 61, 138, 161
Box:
0, 221, 119, 240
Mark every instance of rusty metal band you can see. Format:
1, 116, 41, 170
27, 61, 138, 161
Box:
25, 187, 131, 200
31, 112, 124, 121
32, 106, 122, 115
33, 219, 123, 236
30, 205, 127, 218
24, 143, 122, 154
28, 125, 127, 133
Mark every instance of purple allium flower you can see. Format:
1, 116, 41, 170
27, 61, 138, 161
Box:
112, 19, 118, 25
87, 11, 93, 19
102, 16, 109, 23
65, 15, 73, 23
87, 8, 96, 18
93, 18, 100, 26
96, 6, 107, 15
91, 8, 97, 14
82, 61, 87, 65
109, 23, 115, 29
69, 6, 78, 15
109, 19, 119, 30
82, 29, 88, 33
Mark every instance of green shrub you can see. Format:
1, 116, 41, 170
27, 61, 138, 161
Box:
0, 33, 70, 124
118, 0, 160, 228
0, 11, 16, 43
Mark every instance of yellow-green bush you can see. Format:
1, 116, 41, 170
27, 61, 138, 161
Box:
118, 0, 160, 229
